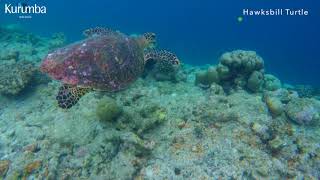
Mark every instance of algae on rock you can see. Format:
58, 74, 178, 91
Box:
195, 66, 220, 88
96, 96, 123, 122
286, 98, 320, 125
264, 74, 282, 91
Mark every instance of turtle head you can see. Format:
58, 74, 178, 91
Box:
40, 53, 65, 80
137, 32, 156, 49
40, 49, 80, 85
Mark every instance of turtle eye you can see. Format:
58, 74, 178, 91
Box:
149, 33, 156, 39
170, 57, 180, 65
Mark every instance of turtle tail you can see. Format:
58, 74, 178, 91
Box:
56, 84, 91, 109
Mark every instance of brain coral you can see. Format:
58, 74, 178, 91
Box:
264, 74, 282, 91
219, 50, 264, 75
195, 50, 267, 92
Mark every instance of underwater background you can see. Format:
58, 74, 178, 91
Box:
1, 0, 319, 86
1, 0, 320, 179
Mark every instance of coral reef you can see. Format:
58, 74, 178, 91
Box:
1, 69, 320, 179
195, 66, 219, 88
293, 84, 319, 98
264, 74, 282, 91
0, 24, 65, 63
0, 24, 66, 96
0, 61, 37, 95
195, 50, 281, 93
0, 27, 320, 179
247, 70, 264, 92
215, 50, 265, 92
265, 88, 299, 104
219, 50, 264, 75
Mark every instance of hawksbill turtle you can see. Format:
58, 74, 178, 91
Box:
40, 27, 180, 109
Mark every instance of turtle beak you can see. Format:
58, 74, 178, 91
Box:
40, 58, 66, 81
40, 54, 67, 81
40, 59, 53, 73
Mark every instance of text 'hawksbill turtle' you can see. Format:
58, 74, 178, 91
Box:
40, 27, 180, 109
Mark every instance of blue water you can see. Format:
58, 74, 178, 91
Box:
1, 0, 319, 86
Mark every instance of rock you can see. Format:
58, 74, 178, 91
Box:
247, 71, 264, 92
220, 50, 264, 74
7, 129, 15, 137
195, 70, 209, 87
206, 66, 220, 84
234, 76, 247, 89
255, 164, 270, 177
96, 96, 122, 122
177, 120, 187, 129
136, 107, 167, 134
285, 98, 320, 125
0, 160, 10, 177
268, 136, 286, 153
191, 143, 203, 153
24, 160, 42, 175
265, 96, 284, 116
251, 122, 273, 142
0, 50, 19, 61
208, 83, 225, 95
265, 88, 299, 104
7, 170, 21, 180
293, 85, 318, 98
216, 64, 230, 80
120, 132, 154, 155
195, 66, 219, 87
264, 74, 281, 91
23, 143, 40, 153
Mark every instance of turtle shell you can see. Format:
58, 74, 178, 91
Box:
41, 31, 145, 92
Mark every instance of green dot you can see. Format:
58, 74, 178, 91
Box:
237, 16, 243, 22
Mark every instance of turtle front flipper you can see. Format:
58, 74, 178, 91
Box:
144, 50, 180, 71
144, 50, 181, 81
56, 84, 91, 109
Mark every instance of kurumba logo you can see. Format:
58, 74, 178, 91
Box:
4, 3, 46, 14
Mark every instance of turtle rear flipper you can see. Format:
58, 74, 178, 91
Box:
56, 84, 91, 109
